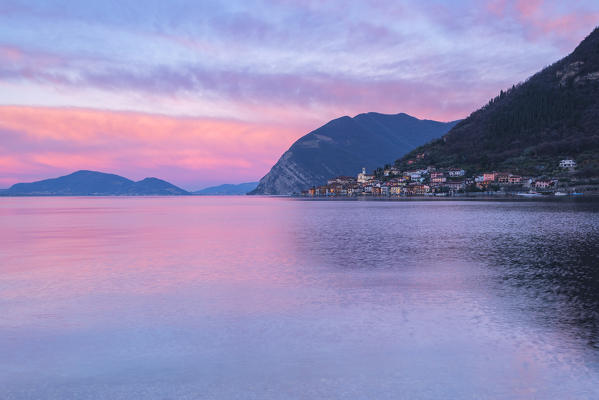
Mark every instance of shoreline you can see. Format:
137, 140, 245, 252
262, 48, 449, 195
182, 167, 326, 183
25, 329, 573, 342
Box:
291, 194, 599, 202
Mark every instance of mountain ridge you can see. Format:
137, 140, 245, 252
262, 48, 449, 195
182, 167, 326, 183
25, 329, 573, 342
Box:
392, 27, 599, 177
2, 170, 189, 196
250, 112, 460, 195
194, 182, 258, 195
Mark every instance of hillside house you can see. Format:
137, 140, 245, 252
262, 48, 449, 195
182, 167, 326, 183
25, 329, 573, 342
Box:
483, 172, 497, 182
559, 159, 577, 168
408, 171, 422, 180
448, 168, 465, 177
430, 172, 446, 183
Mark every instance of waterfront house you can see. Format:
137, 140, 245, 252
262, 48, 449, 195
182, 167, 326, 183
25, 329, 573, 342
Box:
508, 175, 522, 184
390, 186, 402, 196
404, 183, 430, 196
534, 180, 554, 189
446, 181, 465, 191
496, 173, 510, 184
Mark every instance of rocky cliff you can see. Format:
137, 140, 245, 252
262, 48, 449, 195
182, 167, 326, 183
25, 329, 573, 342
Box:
250, 112, 459, 195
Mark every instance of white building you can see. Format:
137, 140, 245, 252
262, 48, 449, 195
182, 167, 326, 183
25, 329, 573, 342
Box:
357, 168, 374, 183
448, 169, 465, 177
408, 171, 422, 180
559, 159, 576, 168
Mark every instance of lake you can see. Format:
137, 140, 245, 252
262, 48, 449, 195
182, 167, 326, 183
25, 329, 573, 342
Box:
1, 197, 599, 399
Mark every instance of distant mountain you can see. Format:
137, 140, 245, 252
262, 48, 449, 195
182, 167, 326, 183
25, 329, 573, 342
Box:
2, 170, 189, 196
249, 112, 459, 195
194, 182, 258, 195
393, 27, 599, 177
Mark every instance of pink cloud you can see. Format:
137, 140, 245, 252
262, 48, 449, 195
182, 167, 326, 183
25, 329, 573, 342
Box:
0, 106, 303, 189
515, 0, 543, 18
485, 0, 599, 47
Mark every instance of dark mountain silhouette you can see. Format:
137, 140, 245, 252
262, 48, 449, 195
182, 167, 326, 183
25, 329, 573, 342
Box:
194, 182, 258, 195
2, 170, 189, 196
393, 27, 599, 177
250, 112, 459, 194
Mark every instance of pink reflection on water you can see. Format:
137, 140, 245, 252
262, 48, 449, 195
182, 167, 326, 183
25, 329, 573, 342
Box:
0, 197, 308, 329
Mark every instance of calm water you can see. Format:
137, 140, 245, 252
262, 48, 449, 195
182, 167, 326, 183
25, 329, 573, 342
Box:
1, 197, 599, 399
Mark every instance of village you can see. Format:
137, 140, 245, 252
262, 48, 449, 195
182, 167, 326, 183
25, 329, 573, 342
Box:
302, 159, 595, 197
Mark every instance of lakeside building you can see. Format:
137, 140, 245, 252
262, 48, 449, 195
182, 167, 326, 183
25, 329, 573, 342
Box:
303, 163, 592, 197
357, 168, 374, 183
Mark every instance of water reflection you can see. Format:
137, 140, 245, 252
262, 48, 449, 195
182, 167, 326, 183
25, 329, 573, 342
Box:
484, 212, 599, 349
1, 197, 599, 399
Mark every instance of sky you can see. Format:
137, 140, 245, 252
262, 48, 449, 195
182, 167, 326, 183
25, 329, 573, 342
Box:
1, 0, 598, 190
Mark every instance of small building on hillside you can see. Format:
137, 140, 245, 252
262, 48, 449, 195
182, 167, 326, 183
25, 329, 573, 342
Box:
483, 172, 497, 182
448, 168, 465, 177
407, 171, 422, 181
508, 175, 522, 184
559, 159, 577, 168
